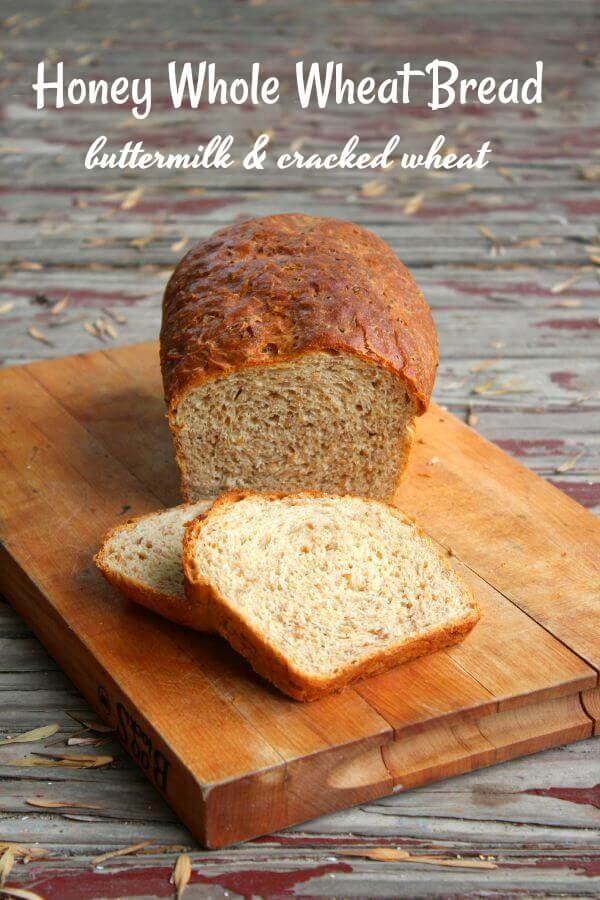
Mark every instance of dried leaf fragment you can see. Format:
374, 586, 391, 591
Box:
67, 736, 110, 747
478, 224, 498, 243
0, 887, 45, 900
32, 752, 114, 768
17, 261, 43, 271
26, 799, 104, 810
472, 377, 525, 397
91, 317, 117, 340
61, 815, 97, 823
130, 229, 160, 250
403, 192, 425, 215
27, 327, 53, 347
66, 712, 115, 734
84, 237, 114, 249
138, 844, 189, 856
360, 179, 387, 198
104, 308, 127, 325
83, 321, 105, 341
469, 358, 496, 373
0, 849, 14, 886
337, 847, 497, 869
50, 296, 69, 316
0, 845, 49, 863
413, 855, 497, 869
47, 313, 86, 329
496, 166, 516, 182
0, 724, 60, 746
340, 847, 409, 861
579, 165, 600, 181
92, 840, 154, 866
171, 853, 192, 899
0, 302, 15, 315
5, 752, 113, 769
556, 298, 582, 308
120, 186, 144, 210
171, 237, 188, 253
554, 451, 584, 473
550, 269, 590, 294
288, 136, 308, 153
433, 182, 473, 197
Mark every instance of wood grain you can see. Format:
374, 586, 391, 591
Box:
396, 407, 600, 669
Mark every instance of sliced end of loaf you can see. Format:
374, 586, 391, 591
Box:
184, 491, 480, 700
171, 351, 416, 502
95, 500, 214, 631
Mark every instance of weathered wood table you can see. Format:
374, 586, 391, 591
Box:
1, 1, 598, 896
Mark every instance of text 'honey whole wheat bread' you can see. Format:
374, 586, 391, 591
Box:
95, 500, 213, 631
183, 492, 479, 701
161, 214, 438, 502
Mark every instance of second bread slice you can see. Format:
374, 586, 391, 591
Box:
183, 491, 479, 701
96, 500, 212, 630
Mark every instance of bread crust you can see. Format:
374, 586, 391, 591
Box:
183, 491, 480, 702
160, 214, 439, 419
95, 504, 214, 632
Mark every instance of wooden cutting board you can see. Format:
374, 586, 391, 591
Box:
0, 341, 598, 848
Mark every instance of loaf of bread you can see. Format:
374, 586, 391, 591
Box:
161, 214, 438, 502
95, 500, 213, 630
183, 491, 479, 701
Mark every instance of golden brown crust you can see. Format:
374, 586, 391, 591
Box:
183, 490, 480, 702
95, 505, 215, 632
160, 214, 438, 417
214, 602, 479, 702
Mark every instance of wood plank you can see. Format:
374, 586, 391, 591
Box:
383, 693, 592, 790
26, 347, 181, 508
356, 557, 595, 733
3, 738, 599, 850
581, 686, 600, 735
3, 219, 597, 268
395, 406, 600, 670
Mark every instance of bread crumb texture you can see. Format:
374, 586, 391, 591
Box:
190, 493, 478, 685
98, 500, 210, 599
174, 352, 415, 500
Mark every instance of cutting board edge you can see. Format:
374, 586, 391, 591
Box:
200, 690, 594, 848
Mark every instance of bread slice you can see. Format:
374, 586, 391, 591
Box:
183, 491, 480, 701
95, 500, 213, 631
